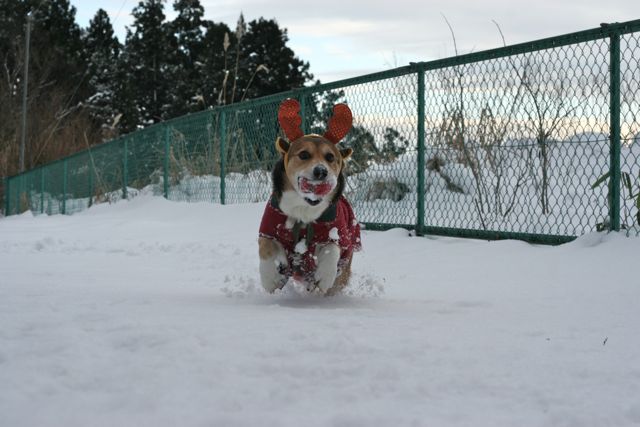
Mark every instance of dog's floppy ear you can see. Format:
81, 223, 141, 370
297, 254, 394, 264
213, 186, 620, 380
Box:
340, 147, 353, 160
324, 104, 352, 144
275, 137, 290, 155
278, 99, 304, 142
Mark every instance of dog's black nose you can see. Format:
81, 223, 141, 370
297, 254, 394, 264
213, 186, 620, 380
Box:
313, 165, 328, 180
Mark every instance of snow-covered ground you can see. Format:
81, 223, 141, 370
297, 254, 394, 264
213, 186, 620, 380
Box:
1, 196, 639, 427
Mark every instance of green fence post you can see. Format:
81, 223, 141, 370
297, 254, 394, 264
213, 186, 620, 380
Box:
40, 168, 44, 214
300, 92, 307, 134
4, 177, 9, 216
609, 31, 621, 232
219, 110, 227, 205
416, 64, 426, 236
123, 138, 128, 199
163, 125, 170, 199
88, 157, 94, 208
62, 159, 68, 215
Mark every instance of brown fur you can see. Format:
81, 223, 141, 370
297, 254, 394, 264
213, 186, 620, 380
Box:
325, 256, 352, 296
258, 237, 279, 260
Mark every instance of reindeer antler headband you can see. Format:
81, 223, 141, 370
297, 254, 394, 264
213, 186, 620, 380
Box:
278, 98, 353, 144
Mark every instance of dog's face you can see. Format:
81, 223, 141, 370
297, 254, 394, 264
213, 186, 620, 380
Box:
276, 135, 352, 206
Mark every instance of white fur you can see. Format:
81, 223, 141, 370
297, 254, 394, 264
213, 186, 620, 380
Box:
259, 239, 287, 293
314, 243, 341, 292
279, 190, 331, 224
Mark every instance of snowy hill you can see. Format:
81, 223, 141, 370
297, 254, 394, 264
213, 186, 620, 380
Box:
1, 196, 639, 426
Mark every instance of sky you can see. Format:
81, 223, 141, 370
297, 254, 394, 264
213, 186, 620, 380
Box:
70, 0, 640, 84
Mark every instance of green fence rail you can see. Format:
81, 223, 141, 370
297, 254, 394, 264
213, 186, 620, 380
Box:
3, 19, 640, 243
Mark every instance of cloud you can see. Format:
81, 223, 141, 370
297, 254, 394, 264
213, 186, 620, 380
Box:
287, 19, 377, 38
72, 0, 640, 84
321, 42, 354, 60
288, 42, 313, 57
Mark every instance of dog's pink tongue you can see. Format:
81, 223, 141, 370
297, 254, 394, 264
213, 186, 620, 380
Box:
300, 178, 332, 196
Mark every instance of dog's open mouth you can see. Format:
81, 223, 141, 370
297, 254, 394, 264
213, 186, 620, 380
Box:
298, 177, 333, 205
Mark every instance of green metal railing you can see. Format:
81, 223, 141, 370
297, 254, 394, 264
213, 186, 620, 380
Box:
3, 19, 640, 243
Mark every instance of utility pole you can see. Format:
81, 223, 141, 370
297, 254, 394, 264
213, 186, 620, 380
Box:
19, 13, 33, 173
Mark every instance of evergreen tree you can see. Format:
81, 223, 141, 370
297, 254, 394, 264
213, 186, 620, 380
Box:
0, 0, 28, 61
24, 0, 85, 99
83, 9, 121, 136
124, 0, 174, 127
168, 0, 206, 115
1, 0, 321, 178
218, 17, 313, 105
200, 21, 232, 106
238, 18, 312, 102
111, 48, 140, 133
37, 0, 83, 55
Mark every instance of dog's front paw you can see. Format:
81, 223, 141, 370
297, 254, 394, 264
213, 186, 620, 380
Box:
315, 243, 340, 293
259, 238, 288, 293
260, 258, 287, 293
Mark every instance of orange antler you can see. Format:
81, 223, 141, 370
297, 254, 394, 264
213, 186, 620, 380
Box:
324, 104, 352, 144
278, 99, 304, 142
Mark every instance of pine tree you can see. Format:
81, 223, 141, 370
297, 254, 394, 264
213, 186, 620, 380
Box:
200, 21, 232, 106
168, 0, 206, 115
83, 9, 121, 137
234, 18, 313, 103
112, 48, 140, 133
213, 16, 313, 105
25, 0, 86, 100
124, 0, 174, 127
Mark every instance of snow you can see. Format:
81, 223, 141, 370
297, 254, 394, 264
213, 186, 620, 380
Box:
294, 239, 307, 254
329, 226, 340, 240
1, 196, 640, 427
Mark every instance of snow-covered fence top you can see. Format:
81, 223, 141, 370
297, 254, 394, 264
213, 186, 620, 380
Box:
4, 19, 640, 242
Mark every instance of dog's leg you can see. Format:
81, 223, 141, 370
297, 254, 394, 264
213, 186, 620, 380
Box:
259, 237, 287, 293
326, 254, 352, 296
314, 243, 341, 293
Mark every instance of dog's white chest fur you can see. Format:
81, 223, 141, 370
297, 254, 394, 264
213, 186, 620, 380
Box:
278, 190, 330, 224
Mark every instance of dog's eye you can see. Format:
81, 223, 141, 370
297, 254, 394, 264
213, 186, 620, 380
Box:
298, 151, 311, 160
325, 153, 335, 162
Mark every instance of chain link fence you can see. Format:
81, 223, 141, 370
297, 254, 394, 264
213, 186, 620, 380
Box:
3, 19, 640, 242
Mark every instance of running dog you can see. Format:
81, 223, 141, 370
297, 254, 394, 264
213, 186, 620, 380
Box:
258, 99, 361, 295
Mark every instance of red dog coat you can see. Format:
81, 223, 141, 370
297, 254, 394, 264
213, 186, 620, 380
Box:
259, 195, 362, 282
